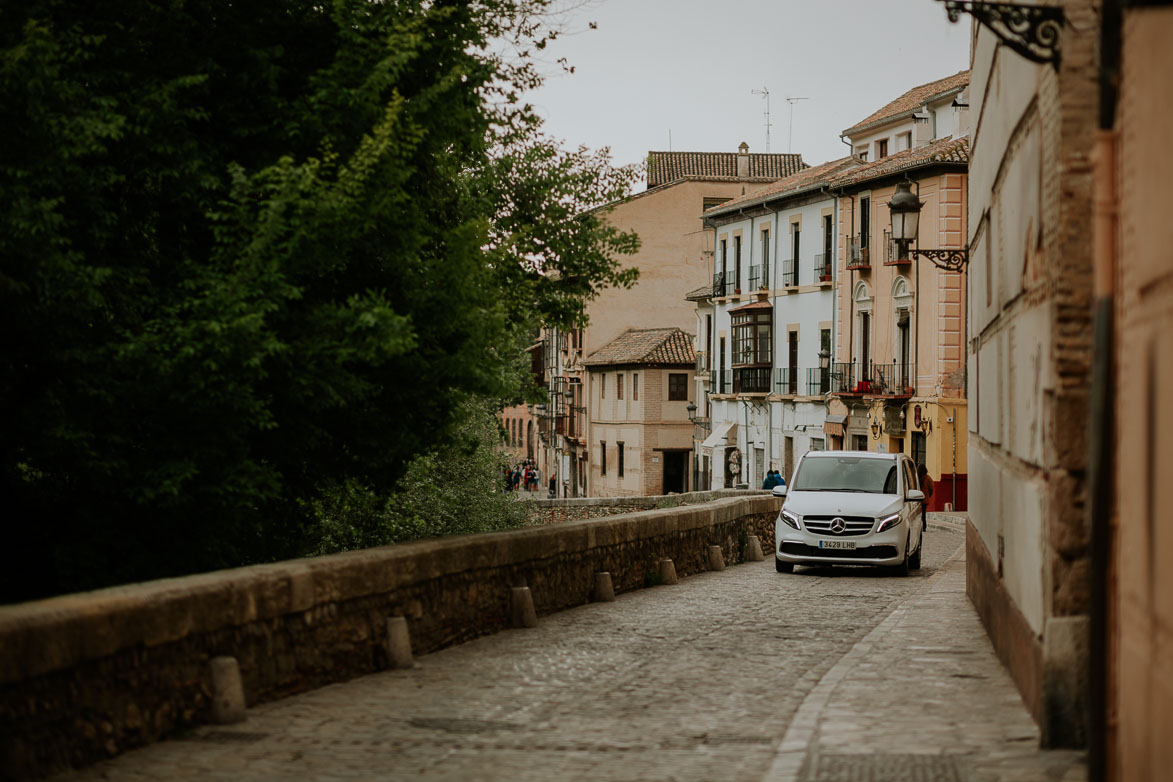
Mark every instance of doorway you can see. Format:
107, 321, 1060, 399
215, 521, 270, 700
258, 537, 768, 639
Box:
662, 451, 687, 494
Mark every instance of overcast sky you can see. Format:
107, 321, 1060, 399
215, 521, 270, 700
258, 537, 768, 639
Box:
526, 0, 973, 179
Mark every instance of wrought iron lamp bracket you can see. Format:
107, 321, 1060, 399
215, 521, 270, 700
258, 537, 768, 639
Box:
938, 1, 1064, 69
910, 248, 970, 272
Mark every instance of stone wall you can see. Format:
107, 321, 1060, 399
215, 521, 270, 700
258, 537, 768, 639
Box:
0, 494, 779, 780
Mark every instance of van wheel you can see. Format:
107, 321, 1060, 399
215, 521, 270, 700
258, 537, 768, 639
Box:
775, 558, 794, 574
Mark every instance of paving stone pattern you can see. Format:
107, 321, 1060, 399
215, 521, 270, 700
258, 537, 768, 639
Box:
49, 519, 1085, 782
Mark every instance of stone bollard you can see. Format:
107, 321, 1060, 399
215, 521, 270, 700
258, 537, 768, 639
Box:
659, 558, 678, 585
209, 656, 246, 725
747, 535, 765, 562
594, 572, 616, 602
511, 586, 538, 628
386, 616, 414, 669
709, 545, 726, 571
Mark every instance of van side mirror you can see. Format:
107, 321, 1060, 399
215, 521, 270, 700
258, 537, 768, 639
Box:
907, 489, 925, 502
772, 485, 788, 497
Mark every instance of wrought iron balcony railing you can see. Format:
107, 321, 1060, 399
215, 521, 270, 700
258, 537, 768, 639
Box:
871, 361, 916, 397
847, 236, 871, 269
883, 231, 910, 265
782, 258, 798, 287
774, 367, 800, 395
814, 253, 832, 283
807, 367, 832, 395
748, 264, 762, 291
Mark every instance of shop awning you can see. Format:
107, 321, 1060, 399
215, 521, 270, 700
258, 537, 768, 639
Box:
823, 414, 847, 438
701, 420, 737, 452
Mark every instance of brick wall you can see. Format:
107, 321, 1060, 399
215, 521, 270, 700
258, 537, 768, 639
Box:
0, 494, 778, 780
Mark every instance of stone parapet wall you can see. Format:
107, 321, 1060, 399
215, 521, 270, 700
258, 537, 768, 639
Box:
528, 488, 768, 524
0, 494, 779, 780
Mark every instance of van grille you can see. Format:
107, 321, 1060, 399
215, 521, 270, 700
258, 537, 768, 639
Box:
801, 515, 875, 536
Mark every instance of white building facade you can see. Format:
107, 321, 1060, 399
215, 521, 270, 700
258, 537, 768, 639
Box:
691, 158, 856, 489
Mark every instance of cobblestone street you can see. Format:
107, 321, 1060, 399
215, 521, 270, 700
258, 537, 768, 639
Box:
51, 518, 1086, 781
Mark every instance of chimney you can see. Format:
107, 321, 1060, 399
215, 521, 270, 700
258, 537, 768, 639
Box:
737, 142, 749, 179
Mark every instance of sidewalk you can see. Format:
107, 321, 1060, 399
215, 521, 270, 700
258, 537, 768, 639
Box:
763, 529, 1087, 782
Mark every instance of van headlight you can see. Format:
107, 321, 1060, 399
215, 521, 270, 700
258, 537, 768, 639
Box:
779, 509, 801, 530
876, 513, 901, 533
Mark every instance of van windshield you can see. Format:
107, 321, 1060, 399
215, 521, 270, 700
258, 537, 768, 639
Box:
791, 457, 898, 494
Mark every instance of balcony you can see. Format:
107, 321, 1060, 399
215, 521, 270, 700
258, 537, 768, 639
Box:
782, 258, 798, 288
827, 362, 872, 395
695, 350, 710, 376
871, 362, 916, 397
710, 369, 732, 395
847, 236, 871, 270
883, 231, 911, 266
724, 273, 738, 297
814, 253, 833, 284
733, 367, 771, 394
807, 367, 832, 395
774, 367, 800, 396
748, 264, 769, 292
692, 417, 712, 443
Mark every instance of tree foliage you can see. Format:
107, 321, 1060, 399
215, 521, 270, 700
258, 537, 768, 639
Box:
0, 0, 639, 601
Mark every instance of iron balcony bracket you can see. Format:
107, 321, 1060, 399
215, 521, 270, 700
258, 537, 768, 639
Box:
939, 0, 1064, 69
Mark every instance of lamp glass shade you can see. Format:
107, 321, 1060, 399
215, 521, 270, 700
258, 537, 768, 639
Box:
888, 181, 923, 242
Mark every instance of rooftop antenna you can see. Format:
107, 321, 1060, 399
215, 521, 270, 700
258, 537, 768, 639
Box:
785, 97, 810, 153
751, 87, 772, 152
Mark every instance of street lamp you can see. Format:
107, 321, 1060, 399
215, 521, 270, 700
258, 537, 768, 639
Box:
687, 402, 697, 421
887, 180, 969, 272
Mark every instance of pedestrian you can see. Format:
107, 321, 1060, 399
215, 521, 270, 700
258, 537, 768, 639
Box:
762, 470, 775, 490
916, 463, 934, 535
512, 466, 522, 492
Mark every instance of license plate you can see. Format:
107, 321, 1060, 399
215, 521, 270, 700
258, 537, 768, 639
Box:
819, 539, 856, 550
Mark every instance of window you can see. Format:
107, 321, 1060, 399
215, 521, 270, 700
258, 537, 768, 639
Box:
791, 225, 800, 280
720, 238, 728, 281
668, 373, 688, 401
761, 228, 770, 287
600, 441, 607, 476
734, 235, 742, 292
617, 373, 624, 400
704, 196, 732, 211
731, 309, 772, 366
823, 214, 833, 257
633, 373, 639, 401
600, 373, 605, 399
877, 139, 888, 159
860, 197, 870, 248
898, 131, 912, 151
617, 442, 625, 477
810, 438, 825, 451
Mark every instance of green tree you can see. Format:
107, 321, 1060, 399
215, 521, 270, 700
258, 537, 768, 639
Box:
0, 0, 638, 601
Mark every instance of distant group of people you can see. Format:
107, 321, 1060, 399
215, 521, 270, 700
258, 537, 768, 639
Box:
761, 468, 786, 490
505, 459, 540, 493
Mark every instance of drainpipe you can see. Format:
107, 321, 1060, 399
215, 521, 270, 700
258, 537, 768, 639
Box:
1088, 0, 1121, 772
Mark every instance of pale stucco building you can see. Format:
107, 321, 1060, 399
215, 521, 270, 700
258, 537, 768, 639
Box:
582, 328, 695, 496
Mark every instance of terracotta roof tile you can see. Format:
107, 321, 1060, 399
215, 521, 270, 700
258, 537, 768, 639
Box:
685, 283, 715, 301
827, 136, 969, 188
730, 300, 773, 313
843, 70, 970, 137
646, 151, 806, 188
582, 328, 695, 367
705, 156, 859, 216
